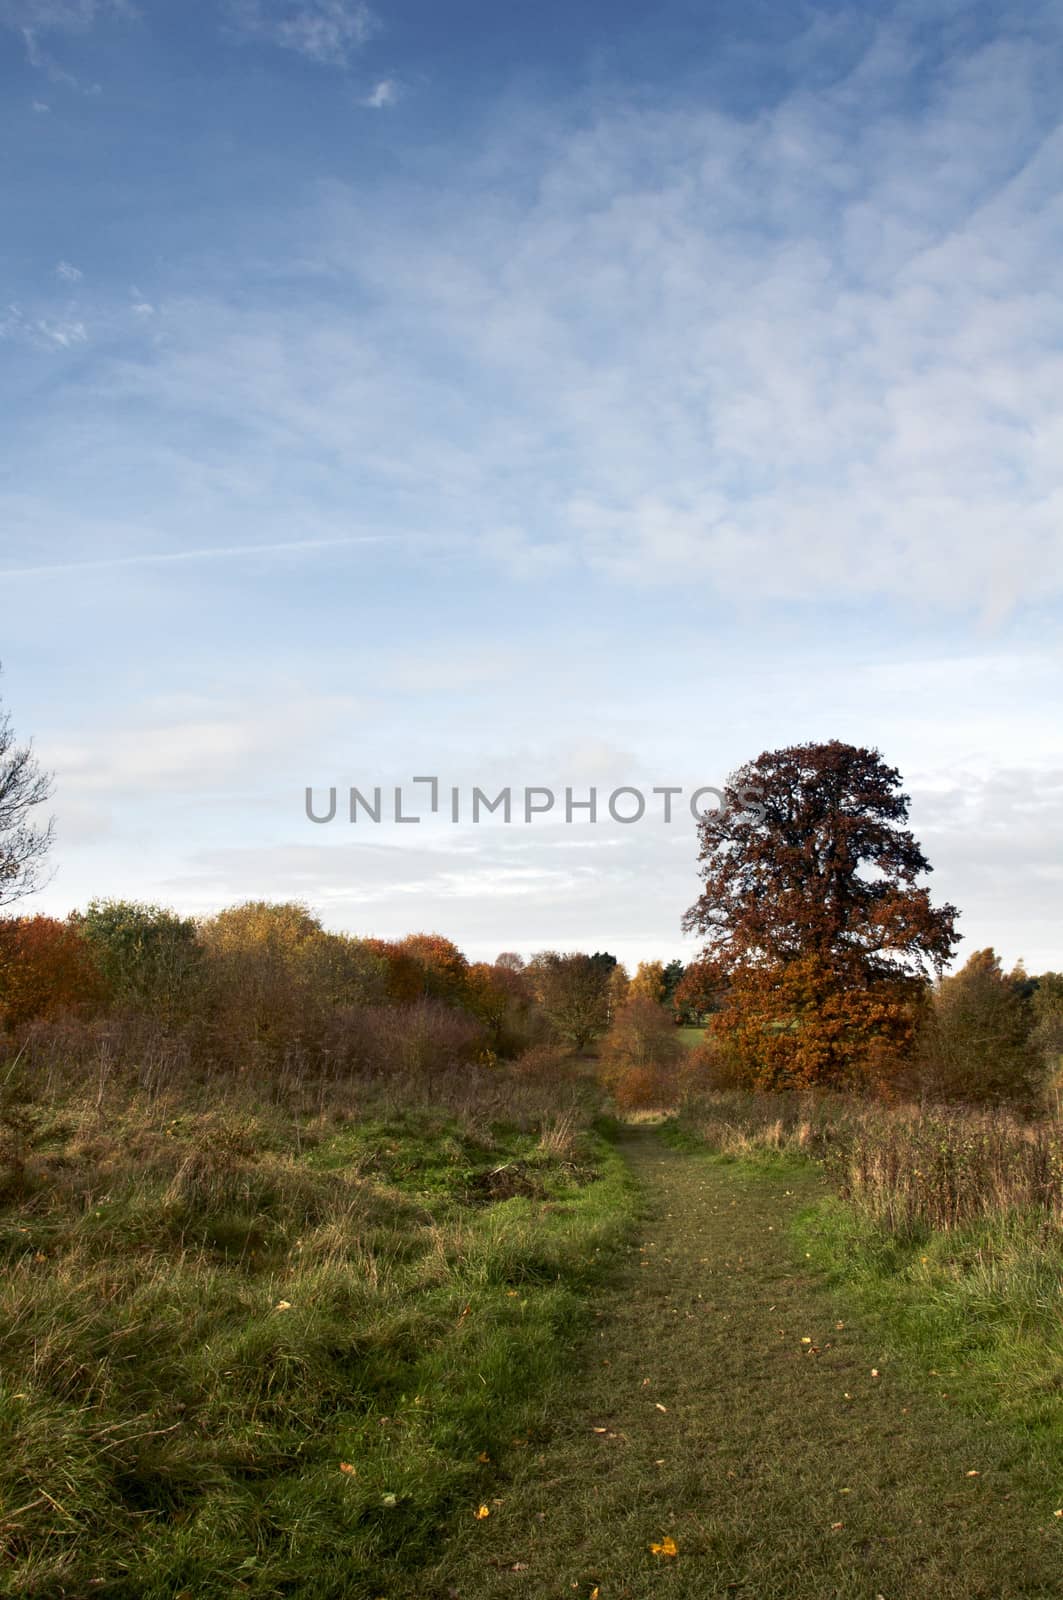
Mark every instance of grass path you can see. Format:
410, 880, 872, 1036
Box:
411, 1127, 1062, 1599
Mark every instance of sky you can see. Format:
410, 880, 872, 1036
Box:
1, 0, 1061, 973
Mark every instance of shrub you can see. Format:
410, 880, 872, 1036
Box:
72, 898, 202, 1020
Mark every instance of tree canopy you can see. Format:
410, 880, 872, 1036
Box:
683, 740, 959, 1088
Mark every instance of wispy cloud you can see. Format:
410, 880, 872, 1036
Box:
56, 260, 82, 282
76, 14, 1061, 618
360, 76, 398, 108
0, 534, 388, 580
0, 0, 133, 26
1, 304, 87, 347
230, 0, 379, 66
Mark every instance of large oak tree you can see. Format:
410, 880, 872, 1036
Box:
683, 740, 959, 1089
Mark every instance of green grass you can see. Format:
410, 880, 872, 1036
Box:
0, 1096, 636, 1598
9, 1088, 1063, 1598
675, 1027, 705, 1050
796, 1198, 1063, 1439
416, 1128, 1063, 1598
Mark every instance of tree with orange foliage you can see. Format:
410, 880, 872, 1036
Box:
0, 915, 105, 1029
672, 958, 717, 1025
682, 740, 959, 1090
598, 995, 684, 1109
366, 933, 471, 1005
399, 933, 470, 1004
465, 959, 534, 1054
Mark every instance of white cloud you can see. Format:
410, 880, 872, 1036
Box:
55, 11, 1061, 618
56, 259, 82, 282
230, 0, 379, 66
31, 98, 49, 110
0, 0, 133, 26
361, 76, 398, 108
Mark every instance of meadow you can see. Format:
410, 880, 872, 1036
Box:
2, 904, 1063, 1595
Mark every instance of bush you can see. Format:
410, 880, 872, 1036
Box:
72, 898, 202, 1020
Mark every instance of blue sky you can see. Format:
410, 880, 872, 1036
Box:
2, 0, 1061, 971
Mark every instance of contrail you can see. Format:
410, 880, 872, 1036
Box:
0, 535, 389, 579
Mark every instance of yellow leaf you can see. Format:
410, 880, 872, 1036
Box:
477, 1451, 490, 1463
339, 1462, 356, 1475
650, 1536, 678, 1558
654, 1402, 667, 1413
475, 1504, 490, 1519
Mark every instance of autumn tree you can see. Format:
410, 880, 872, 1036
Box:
199, 901, 385, 1063
0, 674, 54, 909
399, 933, 470, 1005
465, 958, 535, 1054
683, 740, 959, 1090
915, 948, 1044, 1108
605, 962, 630, 1022
671, 958, 718, 1025
598, 994, 685, 1109
0, 915, 105, 1029
629, 960, 666, 1004
526, 951, 612, 1051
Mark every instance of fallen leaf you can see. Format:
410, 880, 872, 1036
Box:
339, 1462, 356, 1475
477, 1451, 491, 1463
654, 1403, 668, 1413
274, 1300, 292, 1312
475, 1504, 490, 1519
966, 1470, 980, 1477
650, 1536, 678, 1558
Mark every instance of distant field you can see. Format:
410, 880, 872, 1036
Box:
676, 1025, 706, 1048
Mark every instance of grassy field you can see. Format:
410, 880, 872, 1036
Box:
5, 1075, 1063, 1598
0, 1084, 635, 1598
675, 1027, 706, 1050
